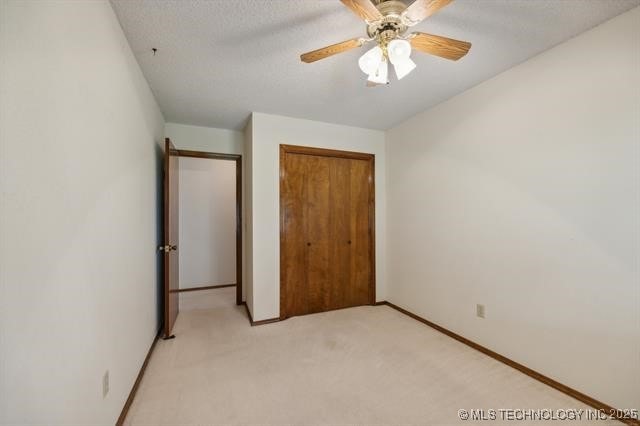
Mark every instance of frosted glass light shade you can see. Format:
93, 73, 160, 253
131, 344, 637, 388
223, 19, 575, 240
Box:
393, 57, 417, 80
367, 59, 388, 84
388, 39, 412, 64
358, 46, 383, 75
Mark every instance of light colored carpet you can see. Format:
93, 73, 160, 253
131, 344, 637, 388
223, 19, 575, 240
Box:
124, 288, 620, 425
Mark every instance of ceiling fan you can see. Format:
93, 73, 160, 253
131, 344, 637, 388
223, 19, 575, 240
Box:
300, 0, 471, 85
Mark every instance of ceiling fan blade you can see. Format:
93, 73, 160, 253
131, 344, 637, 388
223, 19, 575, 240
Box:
410, 32, 471, 61
300, 38, 364, 63
340, 0, 383, 22
404, 0, 453, 25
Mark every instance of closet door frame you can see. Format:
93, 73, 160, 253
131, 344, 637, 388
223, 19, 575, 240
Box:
279, 144, 376, 319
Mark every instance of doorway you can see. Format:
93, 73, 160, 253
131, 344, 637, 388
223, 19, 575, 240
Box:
162, 138, 242, 338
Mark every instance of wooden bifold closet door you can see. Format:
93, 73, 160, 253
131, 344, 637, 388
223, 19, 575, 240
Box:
280, 145, 375, 319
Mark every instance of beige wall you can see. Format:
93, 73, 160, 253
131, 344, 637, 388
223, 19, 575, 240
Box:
0, 1, 165, 424
246, 112, 386, 321
386, 7, 640, 411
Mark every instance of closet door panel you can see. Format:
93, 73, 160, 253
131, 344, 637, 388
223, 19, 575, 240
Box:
349, 158, 373, 306
304, 155, 332, 314
280, 153, 308, 317
328, 157, 352, 310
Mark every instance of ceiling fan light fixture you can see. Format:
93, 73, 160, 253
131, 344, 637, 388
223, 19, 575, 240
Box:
393, 57, 417, 80
299, 1, 471, 87
367, 58, 388, 85
358, 46, 383, 75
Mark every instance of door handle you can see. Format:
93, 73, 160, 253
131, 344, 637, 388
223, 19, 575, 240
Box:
158, 244, 178, 253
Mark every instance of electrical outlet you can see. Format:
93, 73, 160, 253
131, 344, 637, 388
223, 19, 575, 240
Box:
102, 370, 109, 398
476, 304, 486, 319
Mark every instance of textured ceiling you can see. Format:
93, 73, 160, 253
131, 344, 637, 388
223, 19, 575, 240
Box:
111, 0, 639, 130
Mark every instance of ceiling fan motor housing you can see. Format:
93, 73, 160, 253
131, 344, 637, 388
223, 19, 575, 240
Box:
367, 0, 409, 40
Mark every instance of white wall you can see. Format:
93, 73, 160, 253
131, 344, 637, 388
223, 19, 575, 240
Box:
386, 7, 640, 411
165, 122, 243, 154
247, 112, 386, 321
0, 1, 164, 425
179, 157, 236, 289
